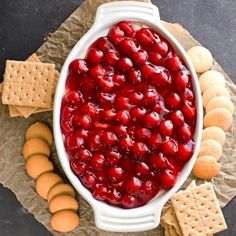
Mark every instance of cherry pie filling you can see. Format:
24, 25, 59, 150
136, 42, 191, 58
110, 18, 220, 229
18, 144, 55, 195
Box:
60, 21, 196, 209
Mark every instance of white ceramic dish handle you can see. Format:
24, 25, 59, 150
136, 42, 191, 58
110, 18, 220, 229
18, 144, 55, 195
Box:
93, 1, 161, 29
91, 2, 164, 232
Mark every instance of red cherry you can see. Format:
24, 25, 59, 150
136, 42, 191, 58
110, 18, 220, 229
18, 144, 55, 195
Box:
96, 92, 115, 104
111, 74, 125, 88
101, 108, 116, 122
143, 88, 158, 105
135, 127, 151, 141
116, 110, 130, 125
166, 56, 183, 72
64, 91, 81, 106
174, 71, 189, 90
92, 185, 108, 201
65, 135, 83, 150
182, 88, 194, 102
118, 21, 135, 36
70, 160, 87, 175
154, 41, 169, 57
182, 103, 196, 120
140, 179, 157, 197
162, 138, 178, 156
88, 134, 102, 151
75, 149, 92, 162
114, 125, 127, 138
90, 154, 105, 169
159, 120, 174, 136
107, 189, 121, 205
149, 153, 168, 169
165, 92, 181, 110
106, 151, 121, 166
150, 70, 171, 87
132, 50, 147, 66
108, 167, 124, 183
178, 123, 192, 141
81, 102, 97, 117
148, 52, 162, 65
130, 107, 146, 121
74, 128, 88, 140
143, 111, 160, 128
127, 69, 142, 84
104, 51, 119, 66
177, 141, 194, 161
81, 77, 96, 92
88, 65, 104, 79
82, 172, 97, 189
115, 96, 130, 109
135, 162, 150, 176
122, 194, 136, 208
141, 63, 156, 79
117, 57, 133, 73
136, 28, 155, 47
86, 48, 103, 66
108, 26, 124, 45
148, 133, 162, 150
95, 37, 114, 52
120, 137, 134, 152
170, 110, 185, 127
61, 105, 74, 122
98, 77, 114, 92
132, 142, 149, 158
119, 39, 138, 56
125, 177, 142, 194
129, 91, 144, 105
159, 169, 176, 190
102, 131, 117, 146
61, 121, 73, 135
73, 114, 91, 129
152, 101, 165, 113
69, 58, 88, 75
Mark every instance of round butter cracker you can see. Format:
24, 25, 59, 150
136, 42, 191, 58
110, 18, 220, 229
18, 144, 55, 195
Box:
187, 46, 213, 73
202, 85, 230, 108
26, 122, 53, 145
193, 155, 221, 180
206, 96, 234, 114
50, 210, 80, 233
199, 70, 225, 93
204, 108, 232, 131
22, 138, 50, 160
35, 172, 63, 200
26, 154, 54, 179
198, 139, 222, 160
202, 126, 226, 146
48, 183, 75, 203
49, 195, 79, 214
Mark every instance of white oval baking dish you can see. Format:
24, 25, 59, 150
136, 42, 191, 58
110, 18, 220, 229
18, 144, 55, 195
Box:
53, 1, 203, 232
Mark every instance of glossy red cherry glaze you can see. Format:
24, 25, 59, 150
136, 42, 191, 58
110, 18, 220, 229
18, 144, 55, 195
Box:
61, 21, 196, 208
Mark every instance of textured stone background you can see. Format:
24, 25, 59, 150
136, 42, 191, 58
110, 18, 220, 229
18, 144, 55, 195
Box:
0, 0, 235, 235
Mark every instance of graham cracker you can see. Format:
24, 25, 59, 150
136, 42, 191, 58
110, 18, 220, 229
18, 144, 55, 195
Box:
161, 181, 196, 236
171, 183, 227, 236
11, 54, 58, 117
2, 60, 55, 108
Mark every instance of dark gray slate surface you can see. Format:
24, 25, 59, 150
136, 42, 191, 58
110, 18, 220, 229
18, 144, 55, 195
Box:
0, 0, 235, 235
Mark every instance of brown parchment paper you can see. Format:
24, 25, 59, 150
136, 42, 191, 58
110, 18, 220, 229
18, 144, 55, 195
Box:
0, 0, 235, 235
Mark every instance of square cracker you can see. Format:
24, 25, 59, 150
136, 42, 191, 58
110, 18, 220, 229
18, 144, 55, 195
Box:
171, 183, 227, 236
2, 60, 55, 108
161, 181, 196, 236
11, 54, 58, 117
